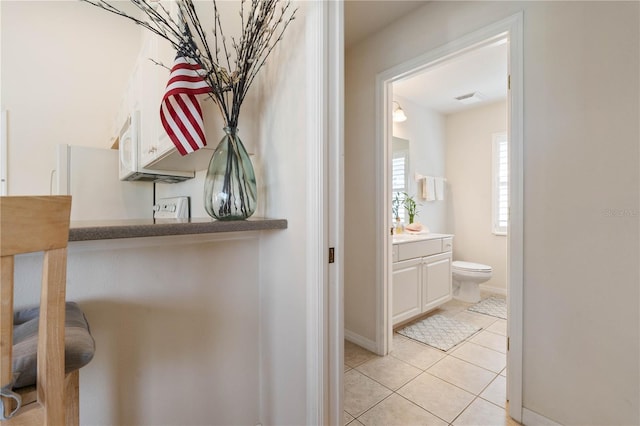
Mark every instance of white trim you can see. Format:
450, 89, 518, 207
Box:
0, 110, 7, 195
305, 1, 326, 423
506, 13, 524, 424
375, 13, 524, 423
327, 2, 344, 426
344, 329, 377, 354
522, 408, 563, 426
307, 1, 344, 425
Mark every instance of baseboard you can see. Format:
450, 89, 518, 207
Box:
522, 408, 563, 426
480, 284, 507, 296
344, 329, 378, 353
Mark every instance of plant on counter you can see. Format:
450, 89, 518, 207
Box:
402, 192, 420, 224
81, 0, 297, 220
392, 192, 402, 221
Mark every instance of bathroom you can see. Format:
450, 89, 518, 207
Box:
343, 38, 513, 424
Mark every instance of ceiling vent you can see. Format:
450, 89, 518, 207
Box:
455, 92, 484, 104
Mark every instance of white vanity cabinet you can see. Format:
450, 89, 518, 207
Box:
392, 235, 453, 326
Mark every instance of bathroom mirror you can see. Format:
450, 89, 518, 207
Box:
392, 137, 410, 221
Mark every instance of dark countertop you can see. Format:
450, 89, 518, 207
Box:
69, 218, 288, 241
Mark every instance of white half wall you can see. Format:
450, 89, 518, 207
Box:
445, 101, 507, 292
14, 235, 262, 426
345, 2, 639, 424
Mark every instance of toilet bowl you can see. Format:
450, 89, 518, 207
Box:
452, 261, 493, 303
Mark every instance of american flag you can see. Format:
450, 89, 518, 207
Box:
160, 54, 210, 156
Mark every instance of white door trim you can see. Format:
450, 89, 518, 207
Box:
374, 13, 524, 423
307, 1, 344, 425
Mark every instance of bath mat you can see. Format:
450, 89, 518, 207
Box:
468, 296, 507, 319
397, 314, 481, 352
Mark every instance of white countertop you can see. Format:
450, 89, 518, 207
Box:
392, 232, 453, 244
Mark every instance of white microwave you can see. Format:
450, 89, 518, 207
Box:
118, 111, 194, 183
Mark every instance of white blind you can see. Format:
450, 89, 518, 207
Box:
493, 133, 508, 234
392, 152, 408, 222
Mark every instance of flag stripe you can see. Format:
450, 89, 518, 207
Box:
160, 52, 210, 156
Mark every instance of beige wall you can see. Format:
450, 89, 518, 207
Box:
446, 101, 507, 292
345, 1, 639, 424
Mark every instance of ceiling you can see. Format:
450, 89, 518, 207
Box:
344, 1, 508, 115
393, 40, 508, 115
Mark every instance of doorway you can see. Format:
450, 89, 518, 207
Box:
374, 15, 523, 421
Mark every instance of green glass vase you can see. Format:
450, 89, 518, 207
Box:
204, 127, 257, 220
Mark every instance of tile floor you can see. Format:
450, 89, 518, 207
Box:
344, 296, 521, 426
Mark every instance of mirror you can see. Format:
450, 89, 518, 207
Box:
391, 136, 409, 222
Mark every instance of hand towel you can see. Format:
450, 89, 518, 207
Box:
435, 177, 445, 201
423, 177, 436, 201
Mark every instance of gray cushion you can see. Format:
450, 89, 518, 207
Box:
12, 302, 95, 389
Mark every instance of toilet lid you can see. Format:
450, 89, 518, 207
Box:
452, 261, 492, 272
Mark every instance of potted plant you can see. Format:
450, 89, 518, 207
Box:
403, 192, 420, 224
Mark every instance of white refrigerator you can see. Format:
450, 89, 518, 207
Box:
56, 145, 153, 221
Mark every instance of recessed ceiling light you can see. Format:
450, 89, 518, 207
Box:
455, 92, 484, 104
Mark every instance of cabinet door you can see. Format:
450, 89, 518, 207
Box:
422, 252, 452, 312
138, 33, 161, 167
392, 258, 422, 326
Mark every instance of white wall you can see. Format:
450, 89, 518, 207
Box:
392, 95, 447, 232
446, 101, 507, 292
15, 235, 262, 426
345, 1, 639, 425
3, 1, 315, 425
0, 1, 141, 195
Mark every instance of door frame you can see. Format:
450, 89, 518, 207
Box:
373, 13, 524, 422
307, 1, 344, 425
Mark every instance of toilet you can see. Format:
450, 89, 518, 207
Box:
451, 261, 493, 303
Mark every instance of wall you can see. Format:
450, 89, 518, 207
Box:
14, 235, 262, 425
345, 1, 639, 425
3, 1, 314, 425
0, 1, 141, 195
445, 101, 507, 292
392, 95, 447, 232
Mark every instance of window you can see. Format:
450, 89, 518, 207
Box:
392, 150, 408, 222
492, 132, 508, 235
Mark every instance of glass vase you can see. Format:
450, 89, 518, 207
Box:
204, 127, 257, 220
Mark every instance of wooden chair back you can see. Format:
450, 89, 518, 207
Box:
0, 196, 72, 425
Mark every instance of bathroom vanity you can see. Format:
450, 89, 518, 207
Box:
392, 233, 453, 326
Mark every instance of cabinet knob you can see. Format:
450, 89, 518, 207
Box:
148, 146, 157, 154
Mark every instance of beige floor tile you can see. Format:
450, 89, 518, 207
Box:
450, 341, 506, 373
356, 354, 422, 390
500, 367, 507, 377
427, 356, 497, 395
480, 375, 507, 408
453, 397, 512, 426
358, 393, 448, 426
486, 319, 507, 336
470, 330, 507, 353
345, 364, 352, 373
344, 411, 354, 426
397, 372, 475, 423
453, 310, 499, 329
390, 335, 445, 370
435, 299, 472, 317
344, 370, 392, 417
345, 340, 378, 368
347, 420, 365, 426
